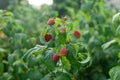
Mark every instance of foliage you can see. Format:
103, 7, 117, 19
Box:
68, 0, 119, 79
0, 0, 9, 9
53, 0, 80, 17
0, 10, 37, 79
0, 0, 120, 80
108, 12, 120, 80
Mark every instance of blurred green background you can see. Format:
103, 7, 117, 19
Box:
0, 0, 120, 80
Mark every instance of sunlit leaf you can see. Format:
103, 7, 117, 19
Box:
77, 53, 91, 64
21, 45, 47, 60
61, 56, 71, 70
102, 40, 116, 50
109, 66, 120, 80
0, 48, 6, 52
116, 25, 120, 35
112, 12, 120, 23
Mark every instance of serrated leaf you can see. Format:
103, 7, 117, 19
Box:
0, 63, 4, 75
41, 73, 52, 80
58, 33, 67, 44
27, 70, 43, 80
55, 72, 71, 80
27, 56, 38, 68
102, 40, 116, 50
109, 66, 120, 80
13, 60, 22, 66
0, 48, 6, 52
112, 12, 120, 23
21, 45, 47, 60
67, 44, 76, 58
55, 17, 62, 26
77, 53, 91, 64
8, 53, 18, 65
116, 25, 120, 35
44, 50, 56, 71
73, 44, 79, 54
66, 44, 80, 70
4, 11, 13, 16
61, 56, 71, 70
40, 29, 47, 44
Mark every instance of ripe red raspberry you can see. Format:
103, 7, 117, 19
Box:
53, 54, 60, 62
74, 30, 81, 38
44, 34, 52, 42
47, 18, 55, 25
61, 48, 68, 56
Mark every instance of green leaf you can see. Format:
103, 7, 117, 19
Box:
8, 53, 18, 65
4, 11, 13, 16
58, 33, 67, 44
61, 56, 71, 70
66, 44, 80, 70
27, 69, 43, 80
40, 29, 47, 44
21, 45, 47, 60
0, 63, 4, 75
77, 53, 91, 64
44, 50, 56, 71
0, 53, 2, 62
67, 44, 76, 58
41, 74, 52, 80
0, 48, 6, 52
118, 52, 120, 59
2, 26, 10, 36
109, 66, 120, 80
55, 17, 62, 26
55, 72, 71, 80
14, 33, 27, 41
112, 12, 120, 23
27, 56, 38, 68
116, 25, 120, 35
102, 40, 116, 50
0, 72, 12, 80
73, 44, 79, 54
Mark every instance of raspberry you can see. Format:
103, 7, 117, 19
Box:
47, 18, 55, 25
61, 48, 68, 56
63, 16, 68, 21
53, 54, 60, 62
59, 26, 66, 34
44, 34, 52, 42
74, 30, 81, 38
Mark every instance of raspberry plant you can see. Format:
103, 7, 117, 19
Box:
107, 12, 120, 80
21, 17, 91, 80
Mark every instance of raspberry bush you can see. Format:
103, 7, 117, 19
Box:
21, 17, 91, 80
